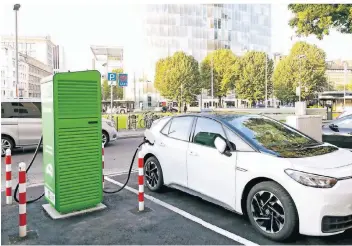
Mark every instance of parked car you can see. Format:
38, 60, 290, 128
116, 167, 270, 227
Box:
141, 114, 352, 241
322, 114, 352, 149
1, 98, 118, 156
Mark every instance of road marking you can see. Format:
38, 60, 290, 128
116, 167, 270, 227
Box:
105, 176, 259, 246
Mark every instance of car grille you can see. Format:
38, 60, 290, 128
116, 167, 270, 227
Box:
322, 214, 352, 233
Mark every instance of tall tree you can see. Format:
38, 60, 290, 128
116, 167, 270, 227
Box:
200, 49, 240, 106
102, 79, 110, 101
273, 41, 328, 102
112, 68, 124, 99
154, 52, 201, 107
288, 4, 352, 39
235, 51, 274, 103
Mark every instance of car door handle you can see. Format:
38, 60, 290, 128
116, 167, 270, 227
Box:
189, 151, 198, 156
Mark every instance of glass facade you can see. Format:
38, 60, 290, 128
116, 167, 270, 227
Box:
124, 4, 272, 106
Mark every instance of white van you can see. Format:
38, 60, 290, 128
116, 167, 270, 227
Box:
1, 98, 118, 156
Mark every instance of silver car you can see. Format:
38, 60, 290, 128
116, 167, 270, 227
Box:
1, 98, 118, 156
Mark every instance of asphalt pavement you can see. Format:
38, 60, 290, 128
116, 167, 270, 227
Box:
1, 137, 144, 190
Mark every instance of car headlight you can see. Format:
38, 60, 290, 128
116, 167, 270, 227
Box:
106, 120, 115, 128
284, 169, 338, 188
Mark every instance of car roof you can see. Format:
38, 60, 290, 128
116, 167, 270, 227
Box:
1, 98, 41, 103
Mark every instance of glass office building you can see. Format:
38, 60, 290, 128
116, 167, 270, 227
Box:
123, 4, 271, 107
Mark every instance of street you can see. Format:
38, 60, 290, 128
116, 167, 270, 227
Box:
1, 137, 351, 245
1, 137, 143, 190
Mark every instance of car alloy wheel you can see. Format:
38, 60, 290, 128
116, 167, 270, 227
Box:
145, 160, 160, 188
102, 133, 108, 146
250, 191, 285, 234
1, 138, 12, 156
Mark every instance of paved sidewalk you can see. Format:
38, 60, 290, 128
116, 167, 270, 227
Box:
1, 182, 238, 245
117, 129, 144, 139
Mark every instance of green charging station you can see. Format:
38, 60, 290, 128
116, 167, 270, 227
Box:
41, 70, 103, 214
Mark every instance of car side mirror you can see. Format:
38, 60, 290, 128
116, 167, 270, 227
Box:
329, 124, 339, 132
214, 137, 231, 157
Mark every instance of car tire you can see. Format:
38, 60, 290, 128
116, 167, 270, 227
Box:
1, 135, 14, 157
246, 181, 298, 242
144, 156, 164, 192
102, 131, 109, 147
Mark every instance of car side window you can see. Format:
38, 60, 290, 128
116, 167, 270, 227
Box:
18, 102, 41, 118
166, 116, 194, 141
161, 119, 172, 135
224, 127, 254, 152
1, 102, 19, 118
193, 117, 227, 149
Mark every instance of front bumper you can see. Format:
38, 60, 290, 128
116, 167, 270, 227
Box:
109, 128, 118, 142
287, 177, 352, 236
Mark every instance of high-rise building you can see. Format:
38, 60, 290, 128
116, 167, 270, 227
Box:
53, 45, 67, 73
123, 4, 272, 107
0, 44, 52, 98
0, 35, 56, 67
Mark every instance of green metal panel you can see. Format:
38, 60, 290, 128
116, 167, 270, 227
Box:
41, 70, 102, 214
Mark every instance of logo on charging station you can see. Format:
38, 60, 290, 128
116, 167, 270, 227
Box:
46, 163, 54, 177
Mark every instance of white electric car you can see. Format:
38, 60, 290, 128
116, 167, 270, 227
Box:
140, 114, 352, 242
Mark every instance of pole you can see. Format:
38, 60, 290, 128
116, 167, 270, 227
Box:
211, 58, 214, 107
138, 151, 144, 211
344, 62, 347, 107
299, 59, 302, 102
134, 72, 136, 107
18, 162, 26, 237
265, 53, 268, 108
5, 149, 12, 205
15, 10, 19, 97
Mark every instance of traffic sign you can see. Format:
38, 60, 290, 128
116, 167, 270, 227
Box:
118, 73, 128, 87
108, 73, 117, 81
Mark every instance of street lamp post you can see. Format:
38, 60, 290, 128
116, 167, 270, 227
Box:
298, 55, 306, 102
265, 52, 268, 108
343, 61, 347, 107
13, 4, 21, 97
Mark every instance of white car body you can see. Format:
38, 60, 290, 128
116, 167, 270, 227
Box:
1, 98, 118, 155
337, 107, 352, 119
140, 115, 352, 240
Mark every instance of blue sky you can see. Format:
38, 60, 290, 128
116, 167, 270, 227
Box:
1, 0, 352, 70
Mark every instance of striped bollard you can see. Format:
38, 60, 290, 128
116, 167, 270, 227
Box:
18, 162, 27, 237
138, 151, 144, 211
102, 143, 105, 189
5, 149, 12, 205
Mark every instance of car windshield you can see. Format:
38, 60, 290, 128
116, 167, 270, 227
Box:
222, 115, 338, 158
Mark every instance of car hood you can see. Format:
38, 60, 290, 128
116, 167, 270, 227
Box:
288, 148, 352, 178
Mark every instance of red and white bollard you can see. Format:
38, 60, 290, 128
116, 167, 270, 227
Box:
5, 149, 12, 205
18, 162, 27, 237
102, 143, 105, 189
138, 151, 144, 211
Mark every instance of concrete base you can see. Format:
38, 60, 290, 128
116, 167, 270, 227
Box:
42, 203, 107, 220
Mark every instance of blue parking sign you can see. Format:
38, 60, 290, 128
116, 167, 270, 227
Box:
108, 73, 117, 81
118, 74, 128, 87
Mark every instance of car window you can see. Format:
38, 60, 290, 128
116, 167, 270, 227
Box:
161, 119, 172, 135
1, 102, 19, 118
335, 115, 352, 128
167, 116, 194, 141
224, 127, 254, 152
193, 117, 226, 149
18, 102, 41, 118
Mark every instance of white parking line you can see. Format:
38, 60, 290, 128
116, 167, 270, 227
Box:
104, 176, 259, 246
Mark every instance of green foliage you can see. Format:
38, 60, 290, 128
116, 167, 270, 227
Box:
102, 79, 110, 100
288, 4, 352, 40
235, 51, 273, 102
112, 68, 124, 100
273, 41, 327, 102
200, 49, 240, 103
154, 51, 201, 104
335, 81, 352, 91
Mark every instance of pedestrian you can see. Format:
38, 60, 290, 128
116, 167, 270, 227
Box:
184, 104, 187, 113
